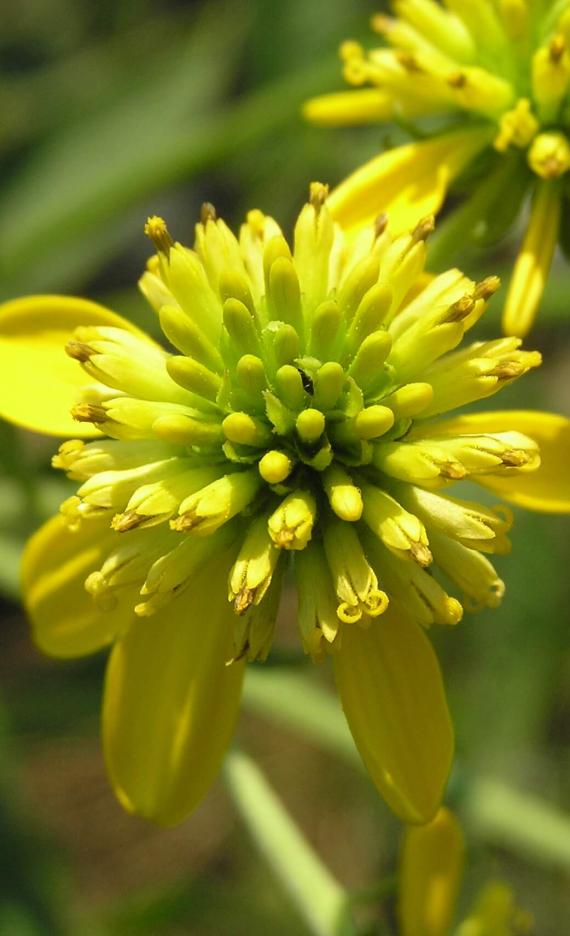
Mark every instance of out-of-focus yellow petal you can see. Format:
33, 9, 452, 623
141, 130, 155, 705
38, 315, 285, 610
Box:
23, 514, 132, 658
328, 128, 491, 236
102, 551, 245, 826
457, 881, 533, 936
333, 601, 453, 824
303, 89, 393, 127
502, 181, 561, 338
399, 807, 465, 936
0, 295, 138, 437
418, 410, 570, 513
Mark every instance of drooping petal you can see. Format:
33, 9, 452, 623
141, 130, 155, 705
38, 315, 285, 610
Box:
399, 807, 465, 936
23, 514, 133, 658
333, 601, 453, 824
416, 411, 570, 513
102, 551, 245, 825
327, 128, 491, 236
0, 295, 140, 437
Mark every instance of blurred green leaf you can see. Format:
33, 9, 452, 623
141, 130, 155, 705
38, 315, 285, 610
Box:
0, 0, 248, 296
0, 2, 342, 298
0, 531, 25, 599
465, 776, 570, 872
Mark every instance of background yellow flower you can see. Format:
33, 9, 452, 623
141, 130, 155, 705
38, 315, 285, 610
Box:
305, 0, 570, 337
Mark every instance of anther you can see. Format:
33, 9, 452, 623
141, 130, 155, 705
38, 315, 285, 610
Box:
549, 35, 565, 63
71, 403, 107, 424
440, 462, 467, 480
112, 510, 146, 532
309, 181, 329, 213
409, 542, 433, 568
448, 71, 467, 89
411, 215, 435, 244
445, 295, 475, 322
501, 450, 531, 467
474, 275, 501, 300
144, 216, 173, 255
65, 339, 95, 362
374, 213, 389, 238
396, 51, 422, 73
200, 202, 217, 224
234, 588, 255, 615
490, 361, 524, 379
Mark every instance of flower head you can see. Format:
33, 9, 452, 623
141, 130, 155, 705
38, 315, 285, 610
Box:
305, 1, 570, 336
3, 189, 569, 826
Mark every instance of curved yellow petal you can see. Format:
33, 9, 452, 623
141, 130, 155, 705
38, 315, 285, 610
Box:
102, 551, 245, 826
399, 807, 465, 936
333, 601, 453, 824
23, 514, 132, 658
417, 411, 570, 513
328, 127, 491, 236
0, 295, 138, 437
461, 881, 531, 934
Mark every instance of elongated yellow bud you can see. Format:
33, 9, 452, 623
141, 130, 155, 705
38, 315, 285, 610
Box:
322, 464, 363, 521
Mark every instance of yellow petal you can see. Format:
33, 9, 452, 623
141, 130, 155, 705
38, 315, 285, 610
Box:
502, 181, 561, 338
23, 514, 132, 658
417, 410, 570, 513
0, 295, 139, 437
399, 807, 465, 936
333, 601, 453, 824
461, 881, 532, 934
102, 551, 245, 825
303, 89, 394, 127
328, 128, 491, 236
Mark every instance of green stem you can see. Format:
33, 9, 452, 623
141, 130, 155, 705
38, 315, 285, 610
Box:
224, 749, 357, 936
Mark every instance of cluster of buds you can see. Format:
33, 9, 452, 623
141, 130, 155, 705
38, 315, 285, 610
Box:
54, 187, 541, 667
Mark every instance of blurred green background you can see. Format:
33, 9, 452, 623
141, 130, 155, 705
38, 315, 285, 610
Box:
1, 0, 569, 933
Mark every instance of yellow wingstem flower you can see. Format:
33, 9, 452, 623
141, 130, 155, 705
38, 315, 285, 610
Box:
3, 190, 569, 827
305, 0, 570, 336
399, 807, 532, 936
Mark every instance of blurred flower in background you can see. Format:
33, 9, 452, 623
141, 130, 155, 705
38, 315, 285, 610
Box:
305, 0, 570, 337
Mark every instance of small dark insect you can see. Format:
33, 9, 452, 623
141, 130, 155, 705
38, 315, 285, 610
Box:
297, 368, 314, 395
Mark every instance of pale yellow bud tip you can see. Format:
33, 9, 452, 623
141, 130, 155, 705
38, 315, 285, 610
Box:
296, 408, 326, 443
258, 451, 294, 484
